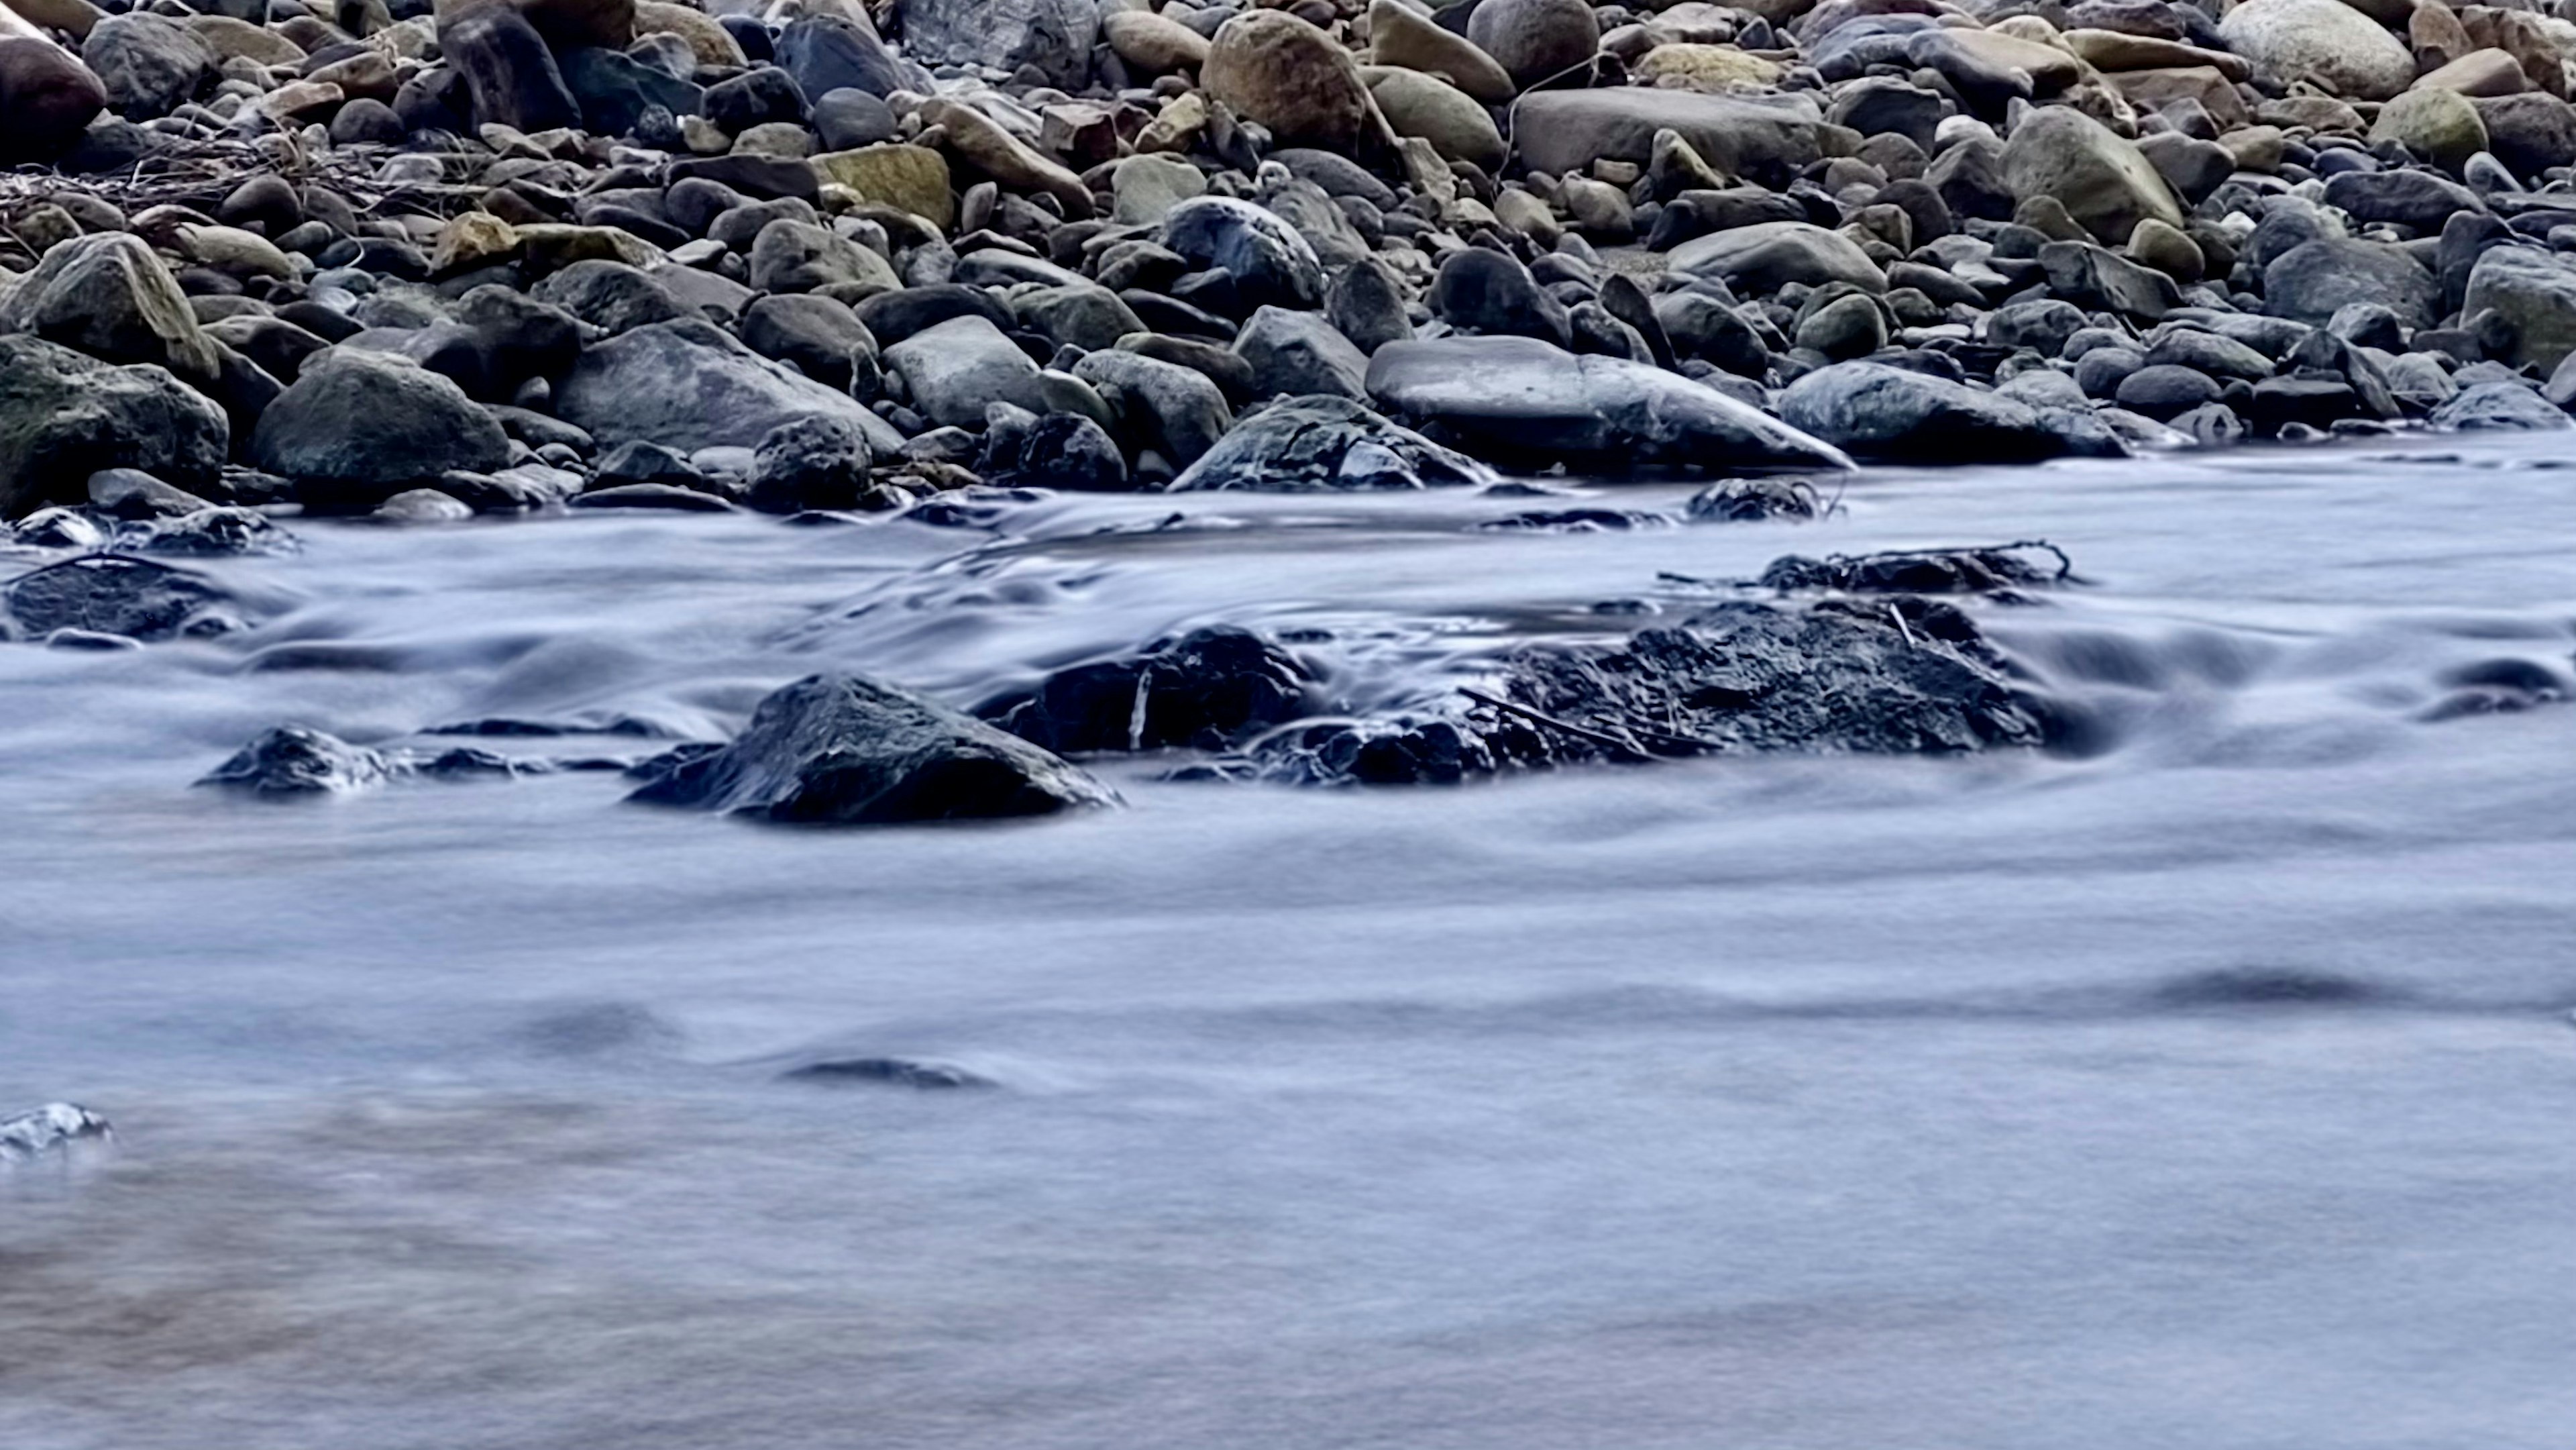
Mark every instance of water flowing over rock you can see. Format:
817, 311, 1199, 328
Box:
1778, 362, 2080, 464
198, 726, 394, 795
2, 553, 236, 642
0, 1102, 112, 1166
983, 627, 1316, 754
1167, 395, 1495, 493
627, 673, 1116, 825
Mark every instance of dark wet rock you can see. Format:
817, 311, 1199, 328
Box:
627, 672, 1116, 825
1326, 255, 1416, 356
776, 15, 907, 102
748, 414, 872, 513
3, 554, 235, 642
2430, 380, 2569, 431
133, 506, 297, 557
812, 87, 898, 150
702, 64, 806, 135
0, 1102, 113, 1166
531, 260, 690, 335
2263, 238, 2440, 330
1159, 196, 1326, 312
1986, 298, 2088, 356
572, 482, 738, 511
983, 625, 1313, 754
1368, 336, 1852, 474
445, 7, 583, 133
1756, 541, 2071, 595
197, 725, 392, 795
557, 317, 903, 457
1429, 248, 1573, 348
0, 332, 227, 515
251, 349, 511, 509
979, 411, 1127, 493
2460, 244, 2576, 374
87, 467, 209, 520
784, 1057, 996, 1088
1686, 478, 1824, 522
854, 283, 1017, 346
1070, 349, 1233, 466
1233, 306, 1370, 401
559, 45, 703, 136
739, 293, 877, 391
1778, 361, 2085, 464
1167, 395, 1494, 493
81, 12, 212, 120
2039, 240, 2178, 321
2322, 170, 2485, 233
0, 231, 219, 384
0, 39, 109, 164
1652, 291, 1770, 377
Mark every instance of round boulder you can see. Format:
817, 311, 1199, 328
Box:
251, 348, 511, 507
1466, 0, 1599, 91
1203, 10, 1373, 151
2217, 0, 2415, 101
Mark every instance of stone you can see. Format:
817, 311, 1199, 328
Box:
0, 1103, 113, 1167
812, 88, 897, 150
2059, 28, 2247, 79
0, 336, 227, 519
1234, 306, 1371, 401
748, 219, 898, 295
558, 45, 702, 137
898, 0, 1095, 90
1430, 248, 1572, 348
1016, 284, 1146, 354
984, 626, 1313, 754
555, 317, 904, 456
1365, 66, 1507, 170
1796, 293, 1888, 359
1070, 348, 1233, 466
775, 15, 904, 101
2324, 169, 2486, 234
0, 38, 109, 164
1367, 0, 1512, 103
2471, 93, 2576, 178
1111, 153, 1205, 227
1368, 335, 1851, 472
702, 65, 807, 136
739, 293, 877, 390
0, 231, 217, 383
197, 726, 391, 794
1167, 394, 1495, 493
2000, 105, 2185, 246
2414, 50, 2524, 100
626, 672, 1114, 824
3, 553, 233, 642
251, 348, 510, 507
917, 97, 1091, 219
444, 7, 581, 132
1776, 360, 2074, 462
2136, 130, 2235, 204
2041, 239, 2181, 319
1327, 256, 1416, 355
1467, 0, 1598, 90
2430, 378, 2569, 429
882, 314, 1051, 429
80, 12, 211, 119
531, 260, 688, 333
1161, 195, 1326, 311
747, 413, 871, 512
809, 144, 950, 230
1512, 89, 1826, 185
980, 411, 1128, 492
2217, 0, 2415, 101
635, 0, 743, 65
85, 467, 207, 520
2264, 236, 2441, 329
2461, 244, 2576, 372
1203, 9, 1376, 151
2128, 217, 2204, 282
1104, 9, 1209, 74
1668, 220, 1887, 295
2373, 86, 2489, 171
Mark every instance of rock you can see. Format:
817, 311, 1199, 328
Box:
897, 0, 1094, 90
0, 38, 109, 164
883, 315, 1055, 428
1167, 394, 1494, 493
531, 259, 688, 333
2, 553, 232, 641
981, 411, 1127, 491
559, 318, 904, 457
916, 97, 1091, 219
1367, 0, 1512, 103
739, 292, 877, 390
1365, 66, 1506, 170
1205, 11, 1378, 154
80, 12, 210, 119
775, 15, 904, 101
2461, 245, 2576, 372
2217, 0, 2415, 101
2322, 169, 2485, 231
1368, 335, 1851, 472
0, 335, 228, 519
748, 218, 898, 295
1467, 0, 1598, 90
252, 348, 511, 507
1667, 220, 1886, 295
86, 467, 207, 520
2264, 237, 2440, 329
2431, 378, 2569, 429
1328, 255, 1417, 355
812, 144, 952, 229
2041, 239, 2181, 319
2000, 105, 2184, 246
747, 413, 871, 512
444, 7, 581, 132
1016, 283, 1146, 354
375, 487, 474, 523
2127, 217, 2204, 282
984, 627, 1313, 753
1234, 306, 1371, 401
0, 1102, 112, 1168
1110, 153, 1205, 227
1160, 196, 1326, 311
1651, 290, 1770, 375
2474, 93, 2576, 178
0, 231, 217, 384
1776, 360, 2074, 463
1512, 89, 1825, 185
1104, 9, 1209, 74
1796, 293, 1888, 359
1430, 248, 1572, 348
1988, 299, 2089, 356
702, 65, 806, 136
812, 87, 896, 150
635, 0, 742, 65
559, 46, 702, 137
1071, 348, 1233, 466
626, 672, 1115, 825
2137, 130, 2235, 203
2372, 87, 2489, 171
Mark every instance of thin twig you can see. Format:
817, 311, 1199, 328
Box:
1458, 686, 1648, 757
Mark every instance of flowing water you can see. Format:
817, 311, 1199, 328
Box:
3, 435, 2573, 1449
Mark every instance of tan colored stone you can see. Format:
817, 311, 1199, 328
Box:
811, 144, 954, 230
177, 223, 294, 278
1102, 9, 1208, 72
2371, 81, 2489, 164
633, 0, 744, 66
262, 80, 344, 123
3, 0, 101, 38
1947, 28, 2091, 91
2415, 47, 2530, 95
2107, 65, 2253, 128
307, 48, 397, 101
1134, 90, 1206, 152
1493, 185, 1561, 243
919, 98, 1093, 218
430, 210, 519, 273
2218, 124, 2286, 170
2059, 28, 2249, 80
1204, 9, 1375, 150
1367, 0, 1513, 103
2411, 1, 2473, 65
1633, 42, 1781, 89
185, 15, 304, 64
515, 223, 661, 276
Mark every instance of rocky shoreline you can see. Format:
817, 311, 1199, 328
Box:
7, 0, 2576, 813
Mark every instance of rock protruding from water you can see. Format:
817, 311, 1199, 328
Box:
628, 673, 1116, 825
197, 725, 394, 795
1167, 395, 1493, 493
983, 626, 1315, 753
0, 1102, 113, 1167
2, 553, 235, 642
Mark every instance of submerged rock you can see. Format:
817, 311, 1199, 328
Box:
1367, 336, 1851, 473
1757, 541, 2072, 594
982, 626, 1314, 753
2, 554, 235, 641
197, 725, 393, 795
1166, 395, 1494, 493
783, 1056, 996, 1088
0, 1102, 113, 1166
627, 672, 1116, 825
